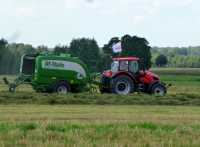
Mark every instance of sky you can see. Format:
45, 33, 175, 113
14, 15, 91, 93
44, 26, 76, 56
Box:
0, 0, 200, 47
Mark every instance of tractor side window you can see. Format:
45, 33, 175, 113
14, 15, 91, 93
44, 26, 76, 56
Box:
129, 61, 139, 73
111, 61, 119, 72
119, 61, 128, 71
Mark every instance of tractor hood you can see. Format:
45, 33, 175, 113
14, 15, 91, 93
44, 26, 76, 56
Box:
146, 71, 159, 79
102, 70, 113, 78
139, 70, 160, 84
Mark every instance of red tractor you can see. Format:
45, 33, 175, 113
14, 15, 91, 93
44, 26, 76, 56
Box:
100, 57, 167, 96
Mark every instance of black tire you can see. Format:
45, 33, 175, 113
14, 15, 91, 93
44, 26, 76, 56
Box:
99, 87, 110, 94
99, 87, 105, 94
54, 81, 71, 94
9, 84, 16, 92
111, 76, 134, 95
151, 83, 166, 96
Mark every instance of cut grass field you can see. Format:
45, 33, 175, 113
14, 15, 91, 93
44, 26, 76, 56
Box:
0, 105, 200, 147
0, 68, 200, 146
0, 68, 200, 105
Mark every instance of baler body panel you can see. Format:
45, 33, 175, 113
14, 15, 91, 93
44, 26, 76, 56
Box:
32, 55, 89, 88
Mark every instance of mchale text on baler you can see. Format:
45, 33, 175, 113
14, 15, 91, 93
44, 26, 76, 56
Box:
100, 57, 168, 96
4, 53, 168, 96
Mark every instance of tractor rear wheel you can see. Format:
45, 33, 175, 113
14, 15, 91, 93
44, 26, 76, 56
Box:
54, 82, 71, 94
151, 83, 166, 96
111, 76, 134, 95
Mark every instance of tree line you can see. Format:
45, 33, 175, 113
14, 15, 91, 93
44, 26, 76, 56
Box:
152, 47, 200, 68
1, 35, 200, 75
0, 35, 151, 74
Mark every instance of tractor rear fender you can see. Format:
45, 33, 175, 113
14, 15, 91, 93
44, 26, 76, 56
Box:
112, 71, 136, 83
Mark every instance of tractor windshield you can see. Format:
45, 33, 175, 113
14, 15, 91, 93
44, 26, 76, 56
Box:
111, 61, 119, 72
129, 61, 139, 73
119, 61, 129, 71
111, 60, 139, 73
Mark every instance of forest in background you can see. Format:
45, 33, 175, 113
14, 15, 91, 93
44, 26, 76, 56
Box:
0, 35, 200, 75
0, 34, 151, 74
152, 46, 200, 68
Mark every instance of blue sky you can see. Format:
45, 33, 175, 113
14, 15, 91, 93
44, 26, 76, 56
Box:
0, 0, 200, 47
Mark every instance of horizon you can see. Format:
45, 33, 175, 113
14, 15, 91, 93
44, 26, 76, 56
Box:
1, 37, 200, 49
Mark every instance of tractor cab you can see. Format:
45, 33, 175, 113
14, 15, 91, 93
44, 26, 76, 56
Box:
111, 57, 140, 74
103, 57, 140, 78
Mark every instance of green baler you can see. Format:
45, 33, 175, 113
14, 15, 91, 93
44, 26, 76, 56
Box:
4, 53, 90, 94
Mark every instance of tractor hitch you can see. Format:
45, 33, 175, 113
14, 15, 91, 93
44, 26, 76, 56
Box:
163, 82, 172, 88
166, 83, 172, 88
162, 82, 172, 89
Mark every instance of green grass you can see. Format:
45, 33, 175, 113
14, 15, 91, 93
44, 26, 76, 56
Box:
0, 68, 200, 146
0, 92, 200, 106
0, 105, 200, 146
0, 68, 200, 105
152, 67, 200, 75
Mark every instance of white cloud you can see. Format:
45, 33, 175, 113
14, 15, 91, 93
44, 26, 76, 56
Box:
7, 30, 21, 42
132, 15, 145, 25
161, 0, 193, 7
63, 0, 161, 25
15, 7, 35, 18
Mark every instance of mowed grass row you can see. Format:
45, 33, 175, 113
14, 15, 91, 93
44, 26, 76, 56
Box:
0, 68, 200, 105
0, 105, 200, 147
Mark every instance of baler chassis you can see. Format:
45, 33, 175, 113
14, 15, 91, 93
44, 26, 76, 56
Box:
3, 75, 32, 92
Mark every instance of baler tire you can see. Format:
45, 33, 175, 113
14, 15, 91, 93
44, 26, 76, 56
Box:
99, 87, 110, 94
151, 83, 166, 96
9, 84, 16, 93
54, 82, 71, 94
111, 76, 134, 95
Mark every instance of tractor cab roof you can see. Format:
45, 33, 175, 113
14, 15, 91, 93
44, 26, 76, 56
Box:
113, 57, 139, 62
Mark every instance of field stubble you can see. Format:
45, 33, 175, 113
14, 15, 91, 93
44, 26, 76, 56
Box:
0, 69, 200, 146
0, 105, 200, 147
0, 69, 200, 105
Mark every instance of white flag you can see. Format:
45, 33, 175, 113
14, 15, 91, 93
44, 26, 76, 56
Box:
112, 42, 122, 53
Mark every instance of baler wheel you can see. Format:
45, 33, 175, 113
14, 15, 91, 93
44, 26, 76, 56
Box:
54, 82, 71, 94
9, 84, 16, 93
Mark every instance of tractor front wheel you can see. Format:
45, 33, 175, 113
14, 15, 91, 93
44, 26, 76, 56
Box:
151, 83, 166, 96
111, 76, 134, 95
